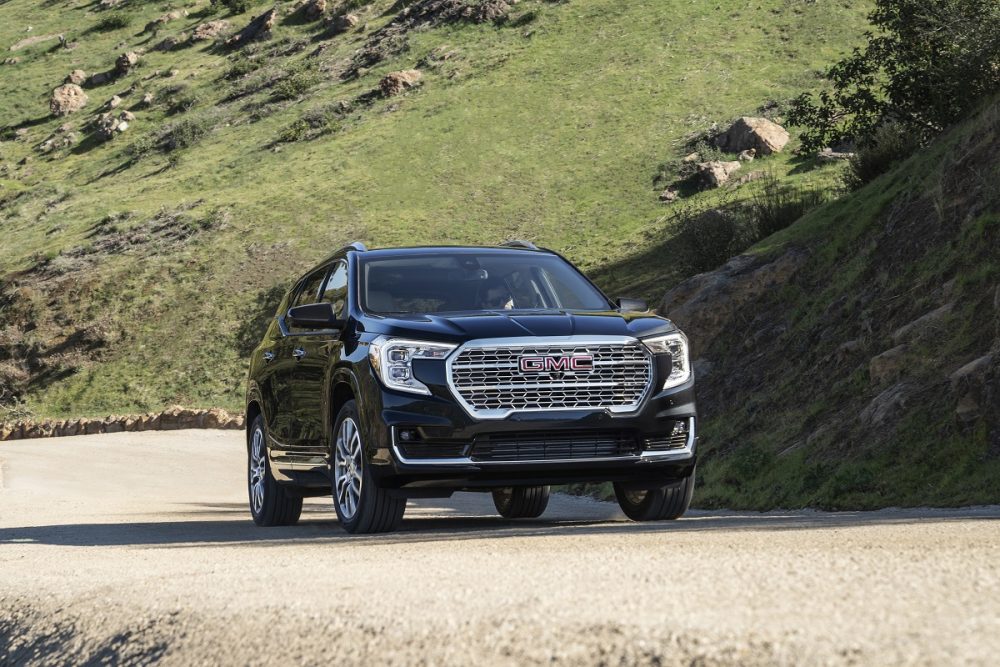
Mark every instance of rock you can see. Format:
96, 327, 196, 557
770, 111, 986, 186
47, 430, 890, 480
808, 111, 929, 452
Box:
145, 9, 188, 33
660, 247, 810, 356
84, 419, 104, 435
729, 170, 766, 188
96, 111, 132, 140
49, 84, 88, 116
697, 160, 741, 188
140, 91, 154, 106
681, 152, 699, 163
869, 344, 909, 385
949, 353, 994, 389
737, 148, 756, 162
115, 51, 140, 76
468, 0, 511, 22
379, 69, 423, 96
203, 408, 229, 429
333, 12, 360, 31
298, 0, 327, 20
860, 382, 912, 426
192, 20, 231, 41
817, 147, 855, 162
106, 94, 122, 109
715, 117, 790, 155
225, 8, 278, 48
658, 187, 679, 203
65, 69, 87, 85
891, 303, 954, 344
154, 34, 188, 51
837, 338, 863, 360
38, 127, 78, 152
105, 420, 124, 434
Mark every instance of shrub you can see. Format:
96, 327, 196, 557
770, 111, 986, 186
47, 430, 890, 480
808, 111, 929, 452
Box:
211, 0, 251, 14
843, 123, 918, 190
163, 116, 213, 151
93, 12, 132, 32
748, 173, 829, 238
224, 56, 261, 80
672, 205, 753, 274
276, 119, 309, 143
271, 70, 320, 101
166, 90, 200, 115
789, 0, 1000, 151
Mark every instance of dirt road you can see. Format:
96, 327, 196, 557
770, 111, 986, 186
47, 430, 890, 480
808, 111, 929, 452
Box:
1, 430, 997, 665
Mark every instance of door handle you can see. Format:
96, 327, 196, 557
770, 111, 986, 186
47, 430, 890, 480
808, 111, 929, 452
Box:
292, 347, 306, 360
262, 351, 275, 363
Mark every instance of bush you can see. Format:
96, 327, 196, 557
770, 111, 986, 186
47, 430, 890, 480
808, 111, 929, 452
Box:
271, 70, 320, 101
672, 205, 753, 274
843, 123, 918, 190
276, 119, 309, 143
748, 173, 829, 237
224, 56, 261, 80
211, 0, 251, 14
789, 0, 1000, 151
163, 117, 213, 151
93, 12, 132, 32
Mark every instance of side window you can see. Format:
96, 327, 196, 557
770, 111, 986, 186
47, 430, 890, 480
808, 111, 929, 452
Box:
320, 260, 348, 318
291, 269, 328, 309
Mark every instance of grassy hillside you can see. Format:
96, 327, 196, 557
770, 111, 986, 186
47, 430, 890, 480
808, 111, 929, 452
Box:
674, 99, 1000, 509
0, 0, 871, 418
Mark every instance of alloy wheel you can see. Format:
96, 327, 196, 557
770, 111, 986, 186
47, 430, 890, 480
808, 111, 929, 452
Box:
334, 417, 364, 520
249, 426, 266, 515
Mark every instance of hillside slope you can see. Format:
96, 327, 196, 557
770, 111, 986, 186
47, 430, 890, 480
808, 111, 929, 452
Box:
0, 0, 869, 417
661, 99, 1000, 509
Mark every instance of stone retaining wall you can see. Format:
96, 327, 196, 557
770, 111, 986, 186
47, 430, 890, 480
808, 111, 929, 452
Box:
0, 406, 244, 441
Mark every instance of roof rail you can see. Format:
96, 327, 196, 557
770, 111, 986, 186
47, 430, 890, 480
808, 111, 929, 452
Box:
343, 242, 368, 252
499, 240, 539, 251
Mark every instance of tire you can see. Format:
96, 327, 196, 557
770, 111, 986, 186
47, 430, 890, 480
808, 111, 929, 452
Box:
614, 470, 695, 521
248, 415, 303, 527
492, 486, 550, 519
332, 400, 406, 534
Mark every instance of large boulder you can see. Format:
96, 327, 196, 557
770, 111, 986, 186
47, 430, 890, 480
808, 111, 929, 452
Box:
65, 69, 87, 85
49, 84, 88, 116
379, 69, 423, 96
659, 247, 809, 356
715, 116, 790, 155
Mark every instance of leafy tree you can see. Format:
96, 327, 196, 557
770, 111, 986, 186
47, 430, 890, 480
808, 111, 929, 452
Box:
789, 0, 1000, 151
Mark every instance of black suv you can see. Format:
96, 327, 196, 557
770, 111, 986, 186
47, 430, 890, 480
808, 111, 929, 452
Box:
246, 242, 696, 533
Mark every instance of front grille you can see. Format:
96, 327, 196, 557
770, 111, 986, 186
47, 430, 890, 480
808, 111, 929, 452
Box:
448, 339, 653, 416
471, 430, 639, 462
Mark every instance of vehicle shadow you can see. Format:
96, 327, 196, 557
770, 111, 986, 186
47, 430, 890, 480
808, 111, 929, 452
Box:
1, 502, 997, 549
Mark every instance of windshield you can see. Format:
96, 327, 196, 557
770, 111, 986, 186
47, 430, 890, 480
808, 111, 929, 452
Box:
359, 252, 611, 314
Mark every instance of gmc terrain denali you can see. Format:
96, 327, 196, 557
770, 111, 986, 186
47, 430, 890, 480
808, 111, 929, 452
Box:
246, 242, 696, 533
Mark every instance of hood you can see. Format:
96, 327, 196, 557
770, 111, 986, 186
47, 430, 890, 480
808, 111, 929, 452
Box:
361, 310, 677, 342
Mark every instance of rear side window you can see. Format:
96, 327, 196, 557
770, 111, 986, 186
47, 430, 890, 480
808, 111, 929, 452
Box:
320, 260, 348, 317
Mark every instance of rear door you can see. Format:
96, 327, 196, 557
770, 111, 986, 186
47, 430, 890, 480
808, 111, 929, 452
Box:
288, 259, 349, 464
271, 268, 328, 464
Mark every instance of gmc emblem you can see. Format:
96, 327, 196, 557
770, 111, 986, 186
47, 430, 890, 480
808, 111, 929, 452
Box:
519, 354, 594, 373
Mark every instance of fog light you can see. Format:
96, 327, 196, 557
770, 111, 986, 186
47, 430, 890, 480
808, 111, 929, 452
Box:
398, 429, 418, 442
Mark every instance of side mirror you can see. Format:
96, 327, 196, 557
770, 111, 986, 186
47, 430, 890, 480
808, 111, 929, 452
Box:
286, 302, 344, 330
615, 297, 649, 312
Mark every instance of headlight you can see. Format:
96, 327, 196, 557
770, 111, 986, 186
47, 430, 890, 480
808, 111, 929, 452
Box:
368, 336, 456, 395
642, 332, 691, 390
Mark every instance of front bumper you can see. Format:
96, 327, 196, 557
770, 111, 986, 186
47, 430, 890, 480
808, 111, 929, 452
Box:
364, 369, 697, 490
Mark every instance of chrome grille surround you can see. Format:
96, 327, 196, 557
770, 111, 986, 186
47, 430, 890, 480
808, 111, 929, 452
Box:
445, 336, 654, 419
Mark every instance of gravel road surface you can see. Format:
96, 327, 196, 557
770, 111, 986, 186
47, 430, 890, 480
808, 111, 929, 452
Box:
1, 430, 998, 665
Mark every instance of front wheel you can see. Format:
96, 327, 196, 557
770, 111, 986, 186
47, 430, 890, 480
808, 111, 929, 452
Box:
332, 400, 406, 534
614, 470, 695, 521
492, 486, 550, 519
248, 415, 303, 527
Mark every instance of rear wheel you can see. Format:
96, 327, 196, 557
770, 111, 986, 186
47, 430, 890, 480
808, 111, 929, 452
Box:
614, 470, 695, 521
492, 486, 550, 519
248, 415, 302, 527
332, 400, 406, 534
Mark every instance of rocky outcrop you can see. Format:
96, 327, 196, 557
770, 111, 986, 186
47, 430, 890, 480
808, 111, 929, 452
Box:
715, 116, 790, 155
332, 12, 360, 31
225, 8, 278, 48
295, 0, 327, 20
144, 9, 188, 33
949, 353, 996, 423
49, 84, 88, 116
96, 110, 134, 140
0, 407, 245, 441
869, 344, 909, 385
659, 247, 810, 356
697, 160, 741, 188
379, 69, 423, 96
191, 20, 231, 41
